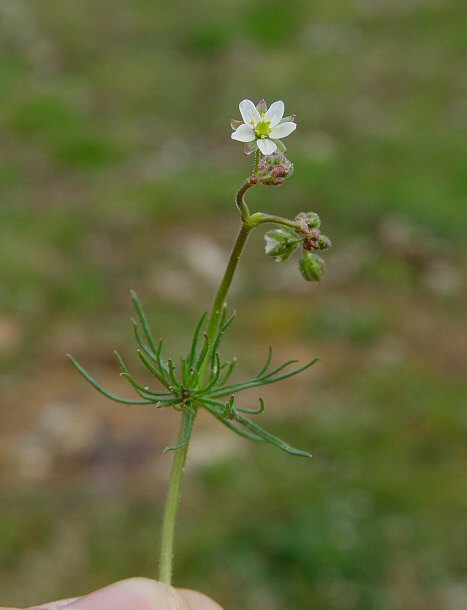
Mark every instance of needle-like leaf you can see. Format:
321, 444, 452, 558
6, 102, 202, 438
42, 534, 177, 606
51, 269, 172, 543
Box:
202, 402, 265, 443
67, 355, 153, 405
219, 357, 237, 385
167, 358, 180, 389
188, 312, 207, 367
137, 350, 171, 390
114, 351, 173, 401
238, 414, 312, 458
210, 358, 319, 398
131, 290, 157, 353
210, 312, 236, 369
195, 333, 210, 371
256, 347, 273, 377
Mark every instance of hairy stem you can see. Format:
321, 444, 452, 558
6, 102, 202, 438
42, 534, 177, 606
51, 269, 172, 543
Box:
253, 148, 261, 176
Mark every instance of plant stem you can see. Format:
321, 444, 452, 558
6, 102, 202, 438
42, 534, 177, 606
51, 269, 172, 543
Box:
203, 222, 252, 352
253, 148, 261, 175
249, 212, 302, 231
159, 409, 191, 584
158, 180, 255, 585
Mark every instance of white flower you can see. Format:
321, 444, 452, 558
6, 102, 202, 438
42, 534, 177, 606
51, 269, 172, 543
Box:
231, 99, 297, 156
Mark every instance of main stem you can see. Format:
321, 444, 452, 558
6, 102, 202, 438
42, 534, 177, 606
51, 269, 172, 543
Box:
158, 182, 254, 585
159, 413, 191, 584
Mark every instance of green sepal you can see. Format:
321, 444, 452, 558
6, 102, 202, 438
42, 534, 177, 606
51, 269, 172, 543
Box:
256, 99, 267, 114
271, 138, 286, 153
264, 228, 300, 262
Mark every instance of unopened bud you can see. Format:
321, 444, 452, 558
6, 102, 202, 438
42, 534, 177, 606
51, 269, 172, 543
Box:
253, 153, 294, 186
299, 252, 325, 281
318, 234, 332, 250
296, 212, 321, 230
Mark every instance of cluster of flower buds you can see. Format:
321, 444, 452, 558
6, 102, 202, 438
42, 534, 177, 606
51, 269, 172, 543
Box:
296, 212, 332, 252
264, 211, 332, 281
250, 153, 294, 186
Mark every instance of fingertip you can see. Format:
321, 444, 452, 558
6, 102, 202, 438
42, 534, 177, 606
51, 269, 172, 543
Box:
179, 588, 225, 610
66, 578, 164, 609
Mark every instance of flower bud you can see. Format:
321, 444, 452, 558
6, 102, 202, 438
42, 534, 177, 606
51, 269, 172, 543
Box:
265, 228, 299, 262
251, 153, 294, 186
299, 252, 325, 281
318, 234, 332, 250
296, 212, 320, 230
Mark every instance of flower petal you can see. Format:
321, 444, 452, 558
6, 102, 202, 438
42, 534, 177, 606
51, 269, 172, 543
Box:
231, 124, 256, 142
257, 138, 277, 155
264, 100, 284, 127
239, 99, 261, 126
270, 121, 297, 139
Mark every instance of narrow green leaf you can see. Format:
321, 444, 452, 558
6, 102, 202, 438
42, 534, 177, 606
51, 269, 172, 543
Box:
67, 355, 153, 405
137, 350, 171, 390
211, 358, 320, 399
236, 397, 265, 415
202, 402, 264, 443
199, 352, 222, 394
195, 333, 210, 371
180, 357, 190, 387
114, 351, 173, 401
132, 319, 169, 377
219, 357, 237, 385
130, 290, 157, 353
188, 312, 207, 367
210, 312, 236, 368
260, 359, 299, 380
238, 415, 312, 458
167, 358, 180, 388
131, 318, 157, 360
256, 347, 272, 377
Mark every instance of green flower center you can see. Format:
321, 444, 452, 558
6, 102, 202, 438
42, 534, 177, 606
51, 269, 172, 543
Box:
254, 117, 272, 139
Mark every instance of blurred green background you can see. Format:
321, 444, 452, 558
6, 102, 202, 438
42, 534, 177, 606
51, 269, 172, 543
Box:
1, 1, 466, 608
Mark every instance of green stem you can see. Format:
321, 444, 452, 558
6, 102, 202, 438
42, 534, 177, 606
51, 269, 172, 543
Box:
158, 179, 256, 584
159, 410, 191, 584
249, 212, 302, 231
253, 148, 261, 176
203, 222, 252, 354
